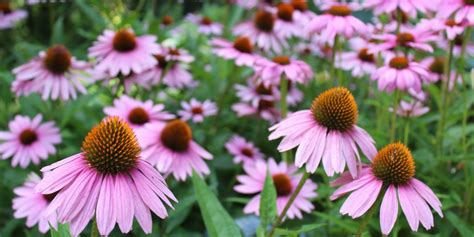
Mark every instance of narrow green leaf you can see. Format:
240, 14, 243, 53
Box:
50, 223, 72, 237
258, 168, 277, 235
74, 0, 106, 28
446, 211, 474, 237
51, 17, 64, 44
192, 172, 242, 237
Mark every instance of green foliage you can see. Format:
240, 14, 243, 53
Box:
257, 169, 277, 236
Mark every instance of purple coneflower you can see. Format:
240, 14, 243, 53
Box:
235, 80, 278, 107
364, 0, 433, 17
372, 56, 430, 93
225, 135, 264, 164
12, 45, 95, 101
136, 120, 213, 181
187, 14, 223, 36
438, 0, 474, 24
389, 100, 429, 117
273, 3, 302, 39
88, 29, 159, 77
331, 143, 443, 235
13, 173, 58, 233
35, 117, 177, 236
0, 115, 61, 168
232, 99, 280, 123
234, 158, 317, 219
253, 56, 314, 87
104, 95, 175, 129
0, 2, 26, 29
269, 87, 377, 178
336, 38, 378, 77
211, 36, 259, 67
370, 28, 437, 53
178, 98, 217, 123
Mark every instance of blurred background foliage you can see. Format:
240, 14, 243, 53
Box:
0, 0, 474, 236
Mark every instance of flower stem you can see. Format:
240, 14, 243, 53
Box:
268, 172, 310, 237
390, 90, 401, 141
459, 27, 472, 155
330, 35, 340, 86
436, 40, 454, 159
403, 118, 410, 145
355, 185, 388, 237
91, 217, 99, 237
280, 75, 292, 163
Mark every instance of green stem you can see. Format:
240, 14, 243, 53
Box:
330, 35, 340, 86
91, 218, 99, 237
356, 185, 388, 237
436, 40, 454, 159
403, 118, 410, 145
390, 90, 401, 141
268, 172, 311, 237
460, 27, 472, 154
280, 76, 288, 118
395, 8, 402, 34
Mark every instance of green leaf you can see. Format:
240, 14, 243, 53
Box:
192, 172, 242, 237
313, 212, 358, 233
446, 211, 474, 237
50, 223, 72, 237
258, 168, 277, 235
274, 223, 326, 236
51, 17, 64, 44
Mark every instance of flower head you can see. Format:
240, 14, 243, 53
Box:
136, 120, 213, 181
187, 14, 223, 35
211, 36, 259, 67
88, 29, 159, 77
225, 135, 264, 164
233, 10, 288, 54
12, 45, 96, 101
390, 100, 429, 117
269, 87, 377, 178
331, 143, 443, 235
0, 2, 27, 29
364, 0, 434, 17
234, 158, 317, 219
305, 2, 368, 43
0, 115, 61, 168
36, 117, 176, 236
13, 173, 58, 233
178, 98, 217, 123
253, 56, 314, 87
372, 56, 430, 93
438, 0, 474, 24
104, 95, 174, 129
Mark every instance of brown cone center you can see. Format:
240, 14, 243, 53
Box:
272, 56, 290, 65
311, 87, 358, 132
200, 16, 213, 25
389, 56, 409, 70
396, 33, 415, 46
162, 15, 173, 25
291, 0, 308, 11
464, 0, 474, 5
372, 143, 415, 185
155, 54, 168, 69
327, 5, 352, 16
19, 129, 38, 145
82, 117, 140, 174
429, 57, 445, 75
241, 148, 253, 157
272, 173, 292, 197
112, 30, 137, 52
160, 120, 192, 152
233, 36, 253, 53
191, 107, 203, 115
0, 2, 12, 13
357, 48, 375, 63
43, 45, 72, 74
128, 107, 150, 125
254, 10, 275, 32
277, 3, 294, 22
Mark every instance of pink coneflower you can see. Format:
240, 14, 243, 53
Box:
136, 120, 213, 181
290, 0, 316, 25
273, 3, 302, 39
438, 0, 474, 24
187, 14, 223, 36
0, 2, 27, 29
178, 98, 217, 123
233, 10, 287, 54
225, 135, 264, 164
0, 114, 61, 168
12, 45, 95, 101
234, 158, 317, 219
160, 15, 174, 28
253, 56, 314, 87
372, 56, 430, 93
283, 81, 304, 106
418, 18, 466, 40
331, 143, 443, 235
420, 57, 462, 89
269, 87, 377, 178
159, 46, 195, 63
439, 35, 474, 57
211, 36, 259, 67
88, 29, 159, 77
336, 38, 378, 77
370, 28, 437, 53
104, 95, 175, 129
305, 2, 369, 43
130, 54, 196, 89
35, 117, 177, 236
389, 100, 429, 117
232, 100, 280, 123
13, 173, 58, 233
364, 0, 433, 17
235, 80, 278, 107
